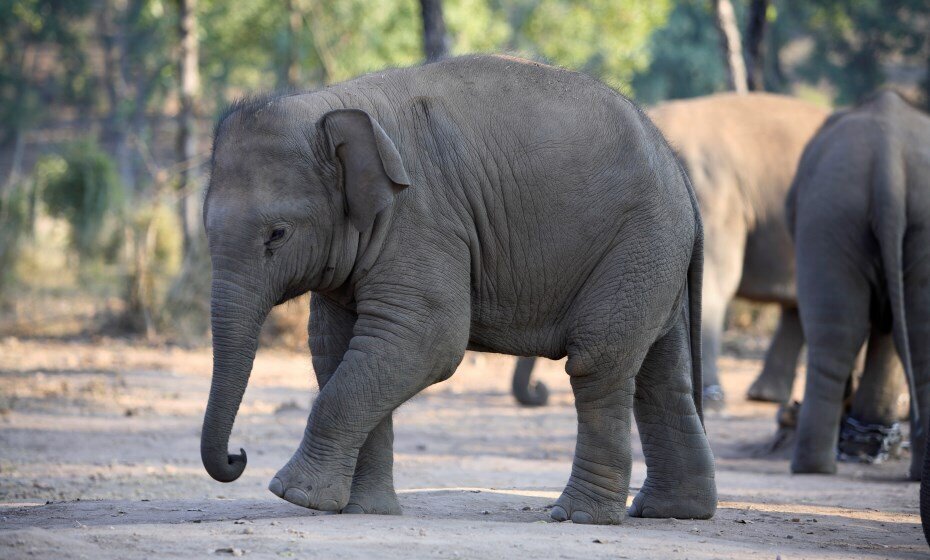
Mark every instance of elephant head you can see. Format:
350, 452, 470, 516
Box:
200, 98, 410, 483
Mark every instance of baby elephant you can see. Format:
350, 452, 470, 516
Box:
789, 90, 930, 480
200, 55, 716, 524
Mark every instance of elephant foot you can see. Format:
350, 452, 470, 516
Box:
342, 487, 402, 515
629, 478, 717, 520
790, 446, 837, 475
746, 376, 792, 403
269, 451, 352, 512
837, 416, 903, 465
702, 385, 726, 414
549, 483, 625, 525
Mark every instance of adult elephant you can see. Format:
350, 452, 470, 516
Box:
513, 93, 828, 410
788, 90, 929, 480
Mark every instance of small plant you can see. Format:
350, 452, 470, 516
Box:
41, 139, 125, 261
0, 180, 34, 297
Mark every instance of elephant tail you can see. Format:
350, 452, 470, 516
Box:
872, 137, 921, 451
681, 162, 705, 427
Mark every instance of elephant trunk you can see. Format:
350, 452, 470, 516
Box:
512, 357, 549, 407
201, 271, 272, 483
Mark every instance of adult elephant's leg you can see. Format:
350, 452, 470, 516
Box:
922, 429, 930, 544
791, 266, 870, 474
747, 306, 804, 402
299, 295, 400, 515
630, 307, 716, 519
849, 329, 904, 425
512, 356, 549, 406
904, 252, 930, 481
700, 221, 745, 412
700, 295, 727, 410
837, 328, 905, 462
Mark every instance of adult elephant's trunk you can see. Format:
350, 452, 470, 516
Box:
201, 270, 272, 483
512, 357, 549, 407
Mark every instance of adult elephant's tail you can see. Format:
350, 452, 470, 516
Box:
871, 137, 921, 479
681, 163, 705, 426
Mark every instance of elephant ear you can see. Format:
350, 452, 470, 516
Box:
322, 109, 411, 232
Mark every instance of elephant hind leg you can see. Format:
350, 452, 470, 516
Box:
630, 310, 717, 520
549, 343, 644, 525
747, 306, 805, 403
792, 314, 870, 474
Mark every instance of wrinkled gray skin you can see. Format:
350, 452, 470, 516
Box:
200, 55, 716, 525
788, 90, 930, 481
514, 94, 829, 410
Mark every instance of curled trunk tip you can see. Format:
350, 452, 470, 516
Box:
202, 445, 248, 483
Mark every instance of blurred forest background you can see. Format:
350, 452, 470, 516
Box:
1, 0, 928, 346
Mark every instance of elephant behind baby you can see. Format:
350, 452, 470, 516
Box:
788, 90, 930, 480
513, 93, 829, 410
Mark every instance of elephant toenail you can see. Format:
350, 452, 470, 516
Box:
268, 477, 284, 497
571, 511, 594, 524
318, 499, 339, 511
549, 505, 568, 522
283, 488, 311, 508
342, 504, 365, 514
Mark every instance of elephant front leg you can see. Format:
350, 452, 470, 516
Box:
747, 306, 804, 403
268, 295, 400, 514
269, 415, 401, 515
341, 418, 400, 514
271, 288, 469, 512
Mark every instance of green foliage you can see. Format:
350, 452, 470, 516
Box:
40, 140, 125, 259
199, 0, 425, 94
488, 0, 671, 92
444, 0, 510, 54
776, 0, 930, 105
0, 0, 94, 141
630, 0, 729, 103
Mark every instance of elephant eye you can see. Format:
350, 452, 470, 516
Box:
268, 228, 286, 242
265, 227, 288, 249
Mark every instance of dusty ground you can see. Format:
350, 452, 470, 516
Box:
0, 335, 924, 559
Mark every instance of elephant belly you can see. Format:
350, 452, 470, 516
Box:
737, 220, 797, 304
466, 309, 568, 360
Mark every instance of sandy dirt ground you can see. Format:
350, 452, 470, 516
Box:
0, 335, 925, 559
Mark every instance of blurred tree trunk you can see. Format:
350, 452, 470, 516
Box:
176, 0, 201, 257
99, 0, 139, 194
420, 0, 450, 63
712, 0, 748, 94
924, 50, 930, 112
745, 0, 769, 91
284, 0, 304, 88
